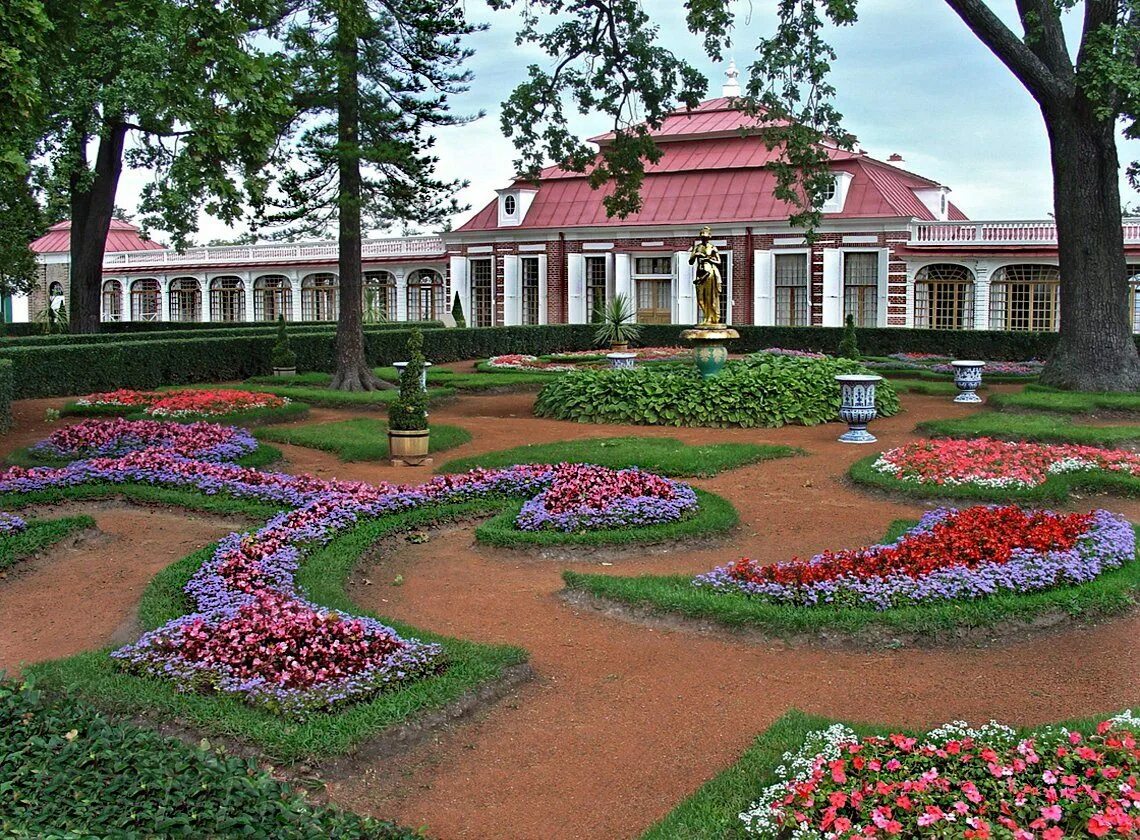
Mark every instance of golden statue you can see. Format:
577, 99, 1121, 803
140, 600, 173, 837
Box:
688, 225, 723, 326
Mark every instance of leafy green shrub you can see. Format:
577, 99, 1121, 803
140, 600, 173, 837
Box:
271, 315, 297, 369
388, 330, 428, 430
0, 678, 420, 838
0, 358, 12, 433
837, 314, 860, 359
534, 354, 899, 427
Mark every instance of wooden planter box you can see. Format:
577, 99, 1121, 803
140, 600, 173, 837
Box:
388, 428, 431, 466
272, 366, 297, 377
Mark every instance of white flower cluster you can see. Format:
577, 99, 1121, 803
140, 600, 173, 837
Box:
924, 719, 1017, 747
1047, 457, 1101, 474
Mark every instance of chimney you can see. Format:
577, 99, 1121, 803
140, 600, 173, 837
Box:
722, 59, 741, 97
887, 153, 904, 163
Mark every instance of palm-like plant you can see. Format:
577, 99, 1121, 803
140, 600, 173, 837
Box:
593, 294, 642, 348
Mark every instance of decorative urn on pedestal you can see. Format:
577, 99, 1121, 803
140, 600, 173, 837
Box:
950, 360, 986, 404
835, 374, 883, 444
682, 225, 739, 378
606, 352, 637, 370
393, 360, 433, 391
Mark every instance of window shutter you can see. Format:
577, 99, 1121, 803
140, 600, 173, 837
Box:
567, 254, 586, 323
448, 256, 468, 324
877, 249, 890, 327
503, 255, 520, 325
614, 253, 633, 306
537, 254, 549, 325
753, 250, 773, 325
674, 250, 696, 324
822, 249, 842, 327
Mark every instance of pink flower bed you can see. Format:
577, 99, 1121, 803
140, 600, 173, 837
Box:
31, 418, 257, 462
486, 354, 576, 371
874, 438, 1140, 489
75, 388, 288, 418
758, 347, 828, 360
740, 713, 1140, 838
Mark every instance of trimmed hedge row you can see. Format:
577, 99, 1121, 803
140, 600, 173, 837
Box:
5, 322, 1119, 400
0, 359, 12, 432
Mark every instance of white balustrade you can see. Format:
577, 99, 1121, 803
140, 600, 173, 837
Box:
910, 220, 1140, 246
101, 236, 446, 268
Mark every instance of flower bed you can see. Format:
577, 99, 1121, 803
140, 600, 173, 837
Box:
874, 438, 1140, 489
0, 511, 26, 535
31, 418, 258, 462
74, 388, 290, 418
486, 354, 577, 372
695, 505, 1134, 609
756, 347, 828, 360
1, 429, 698, 715
487, 347, 689, 371
738, 711, 1140, 838
931, 359, 1044, 376
515, 463, 698, 531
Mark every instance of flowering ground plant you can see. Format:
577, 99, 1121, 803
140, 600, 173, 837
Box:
932, 360, 1044, 376
486, 354, 577, 371
694, 505, 1134, 610
739, 711, 1140, 838
0, 511, 27, 535
756, 348, 828, 360
74, 388, 289, 418
31, 418, 258, 462
515, 463, 698, 532
874, 437, 1140, 489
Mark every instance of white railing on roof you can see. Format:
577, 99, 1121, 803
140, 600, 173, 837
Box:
102, 235, 447, 267
910, 219, 1140, 246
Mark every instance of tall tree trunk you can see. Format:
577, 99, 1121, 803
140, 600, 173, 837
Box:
1039, 98, 1140, 391
68, 122, 128, 334
329, 1, 389, 391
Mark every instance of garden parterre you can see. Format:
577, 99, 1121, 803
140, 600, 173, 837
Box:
74, 388, 290, 418
0, 420, 699, 716
33, 418, 258, 462
695, 505, 1135, 610
739, 711, 1140, 838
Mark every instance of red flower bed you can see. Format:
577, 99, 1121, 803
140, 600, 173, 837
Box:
75, 388, 288, 418
539, 463, 681, 513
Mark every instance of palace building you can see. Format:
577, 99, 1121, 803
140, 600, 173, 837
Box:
24, 71, 1140, 333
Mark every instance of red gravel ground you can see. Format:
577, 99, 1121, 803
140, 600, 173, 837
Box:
2, 386, 1138, 839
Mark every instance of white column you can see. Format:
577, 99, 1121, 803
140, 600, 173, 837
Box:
614, 253, 633, 308
753, 250, 773, 325
567, 254, 586, 322
242, 274, 255, 322
395, 268, 408, 321
876, 249, 890, 327
821, 249, 842, 327
973, 262, 990, 331
158, 277, 171, 322
503, 255, 521, 325
289, 274, 303, 322
538, 254, 549, 325
448, 256, 468, 325
674, 250, 696, 324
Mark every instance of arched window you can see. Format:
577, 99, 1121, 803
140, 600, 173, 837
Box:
209, 276, 245, 322
253, 275, 292, 321
364, 271, 397, 322
168, 277, 201, 322
130, 279, 161, 321
101, 280, 123, 322
407, 269, 446, 321
988, 264, 1059, 332
1129, 265, 1140, 333
914, 264, 974, 330
301, 272, 338, 321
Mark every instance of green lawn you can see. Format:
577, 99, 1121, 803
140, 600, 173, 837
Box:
991, 384, 1140, 415
256, 417, 471, 461
563, 521, 1140, 644
437, 436, 800, 478
217, 381, 455, 409
246, 365, 553, 391
641, 709, 1126, 839
883, 378, 960, 396
0, 516, 96, 573
917, 411, 1140, 446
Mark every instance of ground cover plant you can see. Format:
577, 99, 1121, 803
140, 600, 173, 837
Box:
64, 388, 308, 425
644, 708, 1140, 839
438, 436, 799, 478
993, 384, 1140, 415
220, 380, 455, 409
0, 513, 95, 573
563, 515, 1140, 643
485, 347, 690, 372
917, 412, 1140, 446
248, 366, 556, 391
0, 678, 420, 838
257, 418, 472, 461
856, 437, 1140, 502
535, 354, 900, 428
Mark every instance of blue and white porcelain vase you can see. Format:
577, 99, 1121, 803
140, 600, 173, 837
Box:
606, 352, 637, 370
950, 360, 986, 404
835, 374, 883, 444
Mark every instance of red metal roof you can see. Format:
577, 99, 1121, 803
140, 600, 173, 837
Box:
31, 220, 166, 255
588, 98, 792, 144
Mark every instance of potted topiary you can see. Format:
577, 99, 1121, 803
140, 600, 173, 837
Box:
594, 293, 641, 352
837, 313, 861, 359
271, 315, 297, 376
388, 329, 430, 465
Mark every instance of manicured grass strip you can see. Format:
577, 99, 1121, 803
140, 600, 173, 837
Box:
847, 452, 1140, 503
0, 516, 95, 572
0, 679, 421, 839
256, 417, 471, 461
5, 442, 284, 471
27, 500, 527, 762
437, 436, 800, 478
246, 366, 553, 391
563, 524, 1140, 643
214, 381, 455, 409
0, 483, 281, 521
882, 378, 960, 396
641, 709, 1124, 840
476, 489, 738, 548
992, 384, 1140, 415
917, 412, 1140, 446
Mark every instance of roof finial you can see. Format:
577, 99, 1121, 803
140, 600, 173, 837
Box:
722, 58, 740, 97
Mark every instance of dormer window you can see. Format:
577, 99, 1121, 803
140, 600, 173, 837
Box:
821, 179, 837, 203
496, 186, 538, 227
820, 172, 854, 213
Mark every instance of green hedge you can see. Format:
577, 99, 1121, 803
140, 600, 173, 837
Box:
0, 359, 11, 432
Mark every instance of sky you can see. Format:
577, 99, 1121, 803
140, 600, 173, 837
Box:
114, 0, 1140, 243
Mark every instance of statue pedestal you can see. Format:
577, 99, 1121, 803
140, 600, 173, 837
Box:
681, 325, 740, 378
